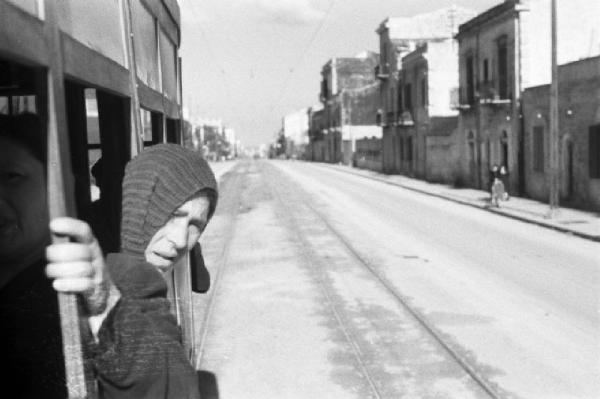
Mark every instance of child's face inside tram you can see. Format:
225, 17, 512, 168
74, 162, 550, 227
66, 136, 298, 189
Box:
0, 136, 49, 286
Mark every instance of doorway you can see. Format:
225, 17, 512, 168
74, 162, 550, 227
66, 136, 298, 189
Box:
562, 138, 574, 199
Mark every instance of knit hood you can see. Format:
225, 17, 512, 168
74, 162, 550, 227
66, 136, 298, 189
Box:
120, 144, 218, 257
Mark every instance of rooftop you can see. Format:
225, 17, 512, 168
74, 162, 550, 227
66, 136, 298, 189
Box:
378, 6, 476, 40
456, 0, 527, 38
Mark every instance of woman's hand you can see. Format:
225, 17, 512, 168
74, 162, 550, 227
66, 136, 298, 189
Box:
46, 217, 109, 315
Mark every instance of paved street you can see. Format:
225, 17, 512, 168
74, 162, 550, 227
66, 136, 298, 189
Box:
195, 159, 599, 399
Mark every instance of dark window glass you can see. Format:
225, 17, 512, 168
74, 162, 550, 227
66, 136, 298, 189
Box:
421, 78, 427, 107
589, 124, 600, 178
483, 58, 489, 82
404, 83, 412, 112
466, 55, 475, 105
497, 39, 508, 99
533, 126, 544, 172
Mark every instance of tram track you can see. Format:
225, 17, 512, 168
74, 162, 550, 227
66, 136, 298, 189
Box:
265, 162, 503, 399
195, 162, 248, 369
264, 164, 384, 399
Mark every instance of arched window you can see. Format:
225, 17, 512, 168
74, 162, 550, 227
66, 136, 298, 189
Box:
467, 131, 475, 162
501, 130, 508, 168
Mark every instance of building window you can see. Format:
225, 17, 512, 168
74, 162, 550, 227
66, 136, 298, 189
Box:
533, 125, 544, 172
381, 43, 388, 73
466, 54, 475, 105
404, 83, 412, 112
399, 136, 404, 161
420, 77, 427, 107
407, 136, 413, 161
590, 124, 600, 178
483, 58, 489, 82
497, 37, 509, 99
501, 130, 509, 168
467, 131, 475, 163
321, 79, 328, 100
397, 82, 404, 115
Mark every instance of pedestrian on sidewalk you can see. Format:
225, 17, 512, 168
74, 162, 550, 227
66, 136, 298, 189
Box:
489, 164, 499, 201
499, 165, 510, 201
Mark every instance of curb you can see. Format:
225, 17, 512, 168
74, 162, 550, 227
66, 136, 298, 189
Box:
320, 164, 600, 243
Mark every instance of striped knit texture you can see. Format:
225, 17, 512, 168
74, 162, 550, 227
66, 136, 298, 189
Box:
120, 144, 218, 256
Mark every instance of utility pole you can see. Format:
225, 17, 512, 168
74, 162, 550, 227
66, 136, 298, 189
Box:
548, 0, 560, 216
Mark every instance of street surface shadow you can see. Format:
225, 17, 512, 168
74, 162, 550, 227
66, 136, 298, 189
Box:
197, 370, 220, 399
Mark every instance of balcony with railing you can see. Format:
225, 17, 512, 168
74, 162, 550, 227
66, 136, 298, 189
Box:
477, 81, 511, 105
450, 87, 473, 111
398, 110, 414, 126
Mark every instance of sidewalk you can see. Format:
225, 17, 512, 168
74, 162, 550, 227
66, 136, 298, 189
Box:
322, 163, 600, 242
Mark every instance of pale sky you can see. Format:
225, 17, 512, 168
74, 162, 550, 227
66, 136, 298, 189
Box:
179, 0, 500, 148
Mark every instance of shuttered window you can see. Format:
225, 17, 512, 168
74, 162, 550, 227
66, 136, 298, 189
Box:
590, 124, 600, 178
533, 126, 544, 172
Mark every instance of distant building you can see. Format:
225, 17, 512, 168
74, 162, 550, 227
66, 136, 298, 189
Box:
354, 137, 383, 172
399, 40, 464, 183
319, 51, 381, 164
307, 104, 326, 161
223, 127, 237, 158
188, 118, 236, 161
455, 0, 600, 193
282, 108, 310, 159
376, 6, 476, 175
522, 56, 600, 211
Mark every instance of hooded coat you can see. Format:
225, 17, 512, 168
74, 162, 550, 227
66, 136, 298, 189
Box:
94, 144, 218, 399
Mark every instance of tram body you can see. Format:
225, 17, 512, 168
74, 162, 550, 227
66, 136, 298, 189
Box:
0, 0, 196, 396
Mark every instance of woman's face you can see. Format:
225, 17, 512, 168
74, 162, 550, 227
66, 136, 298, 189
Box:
144, 195, 210, 274
0, 137, 48, 267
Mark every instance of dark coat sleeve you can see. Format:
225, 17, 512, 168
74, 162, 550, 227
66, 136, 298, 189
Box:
94, 254, 201, 399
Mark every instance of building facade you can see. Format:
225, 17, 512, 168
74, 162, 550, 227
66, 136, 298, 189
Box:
355, 137, 383, 172
282, 108, 310, 159
307, 104, 326, 161
376, 6, 475, 175
399, 40, 464, 182
522, 56, 600, 211
319, 51, 380, 164
455, 0, 600, 193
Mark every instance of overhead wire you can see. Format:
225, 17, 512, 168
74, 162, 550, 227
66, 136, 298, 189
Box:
269, 0, 338, 114
181, 0, 337, 146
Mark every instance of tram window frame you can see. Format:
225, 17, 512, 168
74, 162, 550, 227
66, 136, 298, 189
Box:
85, 88, 101, 200
0, 60, 42, 117
63, 85, 131, 255
165, 117, 181, 144
141, 107, 165, 146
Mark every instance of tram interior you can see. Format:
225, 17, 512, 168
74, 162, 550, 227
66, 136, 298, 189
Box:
1, 56, 184, 255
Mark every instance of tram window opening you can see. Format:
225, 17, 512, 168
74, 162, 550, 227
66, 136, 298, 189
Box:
65, 81, 92, 224
85, 89, 101, 201
166, 117, 180, 144
92, 89, 131, 254
0, 97, 8, 114
66, 85, 130, 255
151, 111, 164, 144
0, 60, 40, 116
141, 108, 153, 143
141, 109, 164, 146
